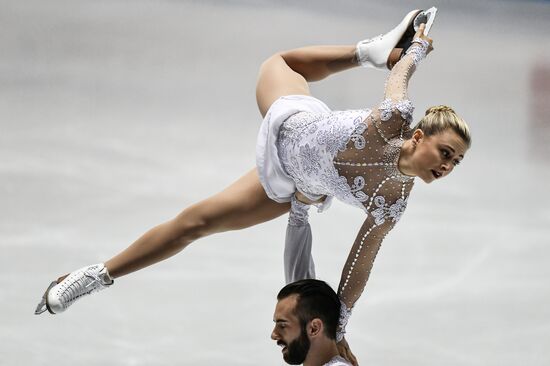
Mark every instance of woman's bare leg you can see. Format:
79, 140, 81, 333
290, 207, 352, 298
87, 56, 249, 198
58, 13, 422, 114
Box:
256, 45, 359, 117
61, 47, 356, 280
85, 46, 362, 279
105, 46, 363, 278
105, 168, 289, 278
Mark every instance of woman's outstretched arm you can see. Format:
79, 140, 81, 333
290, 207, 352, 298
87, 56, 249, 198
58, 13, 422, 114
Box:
370, 24, 433, 142
335, 217, 396, 365
384, 23, 433, 102
337, 217, 395, 316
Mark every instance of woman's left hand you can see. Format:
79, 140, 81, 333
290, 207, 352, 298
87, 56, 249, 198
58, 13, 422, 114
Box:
337, 337, 358, 366
414, 23, 434, 55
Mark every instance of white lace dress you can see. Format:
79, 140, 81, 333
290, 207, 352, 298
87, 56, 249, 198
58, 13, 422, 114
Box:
256, 41, 428, 339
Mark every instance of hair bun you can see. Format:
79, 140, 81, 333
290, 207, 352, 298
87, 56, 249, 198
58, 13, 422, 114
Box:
425, 105, 456, 115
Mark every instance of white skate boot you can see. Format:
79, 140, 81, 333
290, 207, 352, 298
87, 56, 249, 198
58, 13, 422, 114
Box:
34, 263, 113, 315
356, 7, 437, 70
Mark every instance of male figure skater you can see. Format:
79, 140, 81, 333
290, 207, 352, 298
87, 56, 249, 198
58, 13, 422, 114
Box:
272, 279, 352, 366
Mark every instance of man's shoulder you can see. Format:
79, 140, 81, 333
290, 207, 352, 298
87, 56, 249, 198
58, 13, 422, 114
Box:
324, 356, 352, 366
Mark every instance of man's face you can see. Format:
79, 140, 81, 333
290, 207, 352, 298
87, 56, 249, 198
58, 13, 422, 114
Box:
271, 295, 311, 365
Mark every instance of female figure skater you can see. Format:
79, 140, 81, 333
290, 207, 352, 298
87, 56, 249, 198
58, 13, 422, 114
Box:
35, 8, 470, 364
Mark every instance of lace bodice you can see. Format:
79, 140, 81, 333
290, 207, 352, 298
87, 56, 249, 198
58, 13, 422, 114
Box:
278, 42, 426, 338
279, 109, 372, 211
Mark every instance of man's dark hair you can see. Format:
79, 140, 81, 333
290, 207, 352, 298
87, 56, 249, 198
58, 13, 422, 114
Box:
277, 279, 340, 340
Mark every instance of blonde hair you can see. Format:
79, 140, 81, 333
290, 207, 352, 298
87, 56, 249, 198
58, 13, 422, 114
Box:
412, 105, 471, 147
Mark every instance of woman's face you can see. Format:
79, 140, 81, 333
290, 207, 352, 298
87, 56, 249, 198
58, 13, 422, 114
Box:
412, 129, 469, 183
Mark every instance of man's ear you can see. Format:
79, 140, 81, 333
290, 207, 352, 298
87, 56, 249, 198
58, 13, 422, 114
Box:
308, 318, 324, 338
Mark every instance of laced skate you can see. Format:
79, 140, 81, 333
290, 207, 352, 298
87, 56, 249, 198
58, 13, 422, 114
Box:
34, 263, 113, 315
356, 7, 437, 70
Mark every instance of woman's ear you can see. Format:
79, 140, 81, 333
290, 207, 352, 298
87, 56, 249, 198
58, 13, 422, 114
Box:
412, 129, 424, 144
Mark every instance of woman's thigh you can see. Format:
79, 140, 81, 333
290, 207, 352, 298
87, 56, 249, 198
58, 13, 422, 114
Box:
178, 168, 290, 235
256, 54, 310, 118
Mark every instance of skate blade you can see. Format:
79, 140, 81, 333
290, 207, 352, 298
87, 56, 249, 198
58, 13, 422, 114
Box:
34, 281, 57, 315
414, 6, 437, 36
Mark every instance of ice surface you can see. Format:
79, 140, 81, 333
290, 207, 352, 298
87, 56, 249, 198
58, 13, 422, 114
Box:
1, 0, 549, 365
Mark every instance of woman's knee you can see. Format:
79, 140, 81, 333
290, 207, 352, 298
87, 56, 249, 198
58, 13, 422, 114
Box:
256, 53, 309, 117
256, 54, 284, 94
259, 53, 284, 71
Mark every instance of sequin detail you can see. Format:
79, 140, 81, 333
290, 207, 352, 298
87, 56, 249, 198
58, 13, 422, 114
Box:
378, 99, 414, 124
371, 196, 408, 225
406, 39, 429, 66
336, 300, 353, 342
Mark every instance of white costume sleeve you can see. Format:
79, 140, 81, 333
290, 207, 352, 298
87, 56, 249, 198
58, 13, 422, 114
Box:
284, 195, 315, 284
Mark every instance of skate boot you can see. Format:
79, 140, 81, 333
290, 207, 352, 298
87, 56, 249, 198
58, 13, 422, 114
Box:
356, 7, 437, 70
34, 263, 113, 315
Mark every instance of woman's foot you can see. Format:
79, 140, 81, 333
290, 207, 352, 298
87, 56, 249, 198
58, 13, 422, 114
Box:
34, 263, 113, 315
356, 7, 437, 70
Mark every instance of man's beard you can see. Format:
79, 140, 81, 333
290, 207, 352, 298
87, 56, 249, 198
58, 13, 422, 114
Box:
283, 328, 311, 365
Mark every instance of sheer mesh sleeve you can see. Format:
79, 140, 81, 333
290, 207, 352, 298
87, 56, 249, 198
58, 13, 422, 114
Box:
335, 209, 398, 341
332, 152, 414, 340
338, 216, 394, 308
367, 43, 428, 143
384, 42, 427, 102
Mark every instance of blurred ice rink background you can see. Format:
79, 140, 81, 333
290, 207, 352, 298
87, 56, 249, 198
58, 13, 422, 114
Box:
1, 0, 550, 365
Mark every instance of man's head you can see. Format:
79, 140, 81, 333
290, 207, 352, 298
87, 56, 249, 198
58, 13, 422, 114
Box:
271, 279, 340, 365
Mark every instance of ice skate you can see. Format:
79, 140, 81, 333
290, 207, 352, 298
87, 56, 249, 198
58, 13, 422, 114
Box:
356, 7, 437, 70
34, 263, 113, 315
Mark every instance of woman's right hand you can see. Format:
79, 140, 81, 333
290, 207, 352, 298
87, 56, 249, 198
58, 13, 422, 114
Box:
337, 337, 358, 366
